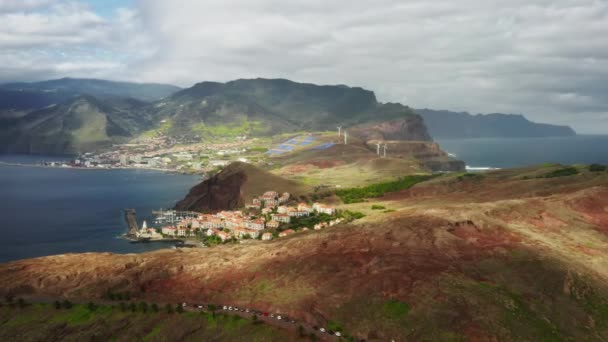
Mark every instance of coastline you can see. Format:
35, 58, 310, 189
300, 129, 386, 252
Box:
0, 160, 202, 176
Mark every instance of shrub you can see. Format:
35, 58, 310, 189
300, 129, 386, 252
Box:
139, 302, 149, 313
336, 175, 435, 203
86, 302, 97, 311
371, 205, 386, 210
165, 303, 174, 314
176, 304, 184, 313
54, 300, 62, 310
151, 303, 159, 313
17, 298, 27, 308
62, 300, 73, 309
589, 164, 607, 172
542, 167, 579, 178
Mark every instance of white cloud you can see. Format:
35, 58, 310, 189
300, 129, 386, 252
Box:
1, 0, 608, 132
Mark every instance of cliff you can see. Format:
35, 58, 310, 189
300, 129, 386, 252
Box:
350, 116, 432, 142
416, 108, 576, 139
175, 162, 311, 212
366, 140, 465, 171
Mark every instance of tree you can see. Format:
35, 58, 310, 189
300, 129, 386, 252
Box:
298, 325, 306, 337
151, 303, 159, 313
252, 314, 258, 323
176, 303, 185, 313
590, 164, 607, 172
129, 302, 137, 312
62, 300, 73, 309
139, 301, 149, 313
87, 302, 97, 311
208, 304, 217, 317
17, 298, 26, 308
54, 300, 62, 310
166, 303, 174, 314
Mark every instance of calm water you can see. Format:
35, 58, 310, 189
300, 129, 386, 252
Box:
437, 135, 608, 169
0, 154, 199, 263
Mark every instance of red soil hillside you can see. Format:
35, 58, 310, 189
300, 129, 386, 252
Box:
2, 166, 608, 341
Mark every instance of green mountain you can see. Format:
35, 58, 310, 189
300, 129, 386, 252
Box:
1, 78, 181, 103
0, 95, 152, 154
415, 108, 576, 139
150, 78, 415, 138
0, 78, 428, 154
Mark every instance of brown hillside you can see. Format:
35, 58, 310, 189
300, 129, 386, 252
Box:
3, 167, 608, 340
175, 162, 312, 212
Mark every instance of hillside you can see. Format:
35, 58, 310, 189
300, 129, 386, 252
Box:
1, 78, 181, 103
416, 108, 576, 139
3, 165, 608, 340
0, 95, 152, 154
175, 162, 312, 212
150, 78, 418, 138
0, 303, 294, 341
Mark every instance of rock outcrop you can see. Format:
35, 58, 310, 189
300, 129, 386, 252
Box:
350, 116, 432, 142
366, 140, 465, 172
175, 162, 310, 212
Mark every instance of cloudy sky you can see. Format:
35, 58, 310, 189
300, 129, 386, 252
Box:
1, 0, 607, 133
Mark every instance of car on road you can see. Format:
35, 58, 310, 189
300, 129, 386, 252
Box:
182, 302, 187, 307
270, 313, 275, 318
277, 315, 282, 320
319, 328, 326, 333
228, 306, 233, 311
245, 309, 250, 313
263, 312, 269, 317
222, 306, 227, 310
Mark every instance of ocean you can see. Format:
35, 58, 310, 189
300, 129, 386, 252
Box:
1, 135, 607, 262
437, 135, 608, 169
0, 154, 200, 263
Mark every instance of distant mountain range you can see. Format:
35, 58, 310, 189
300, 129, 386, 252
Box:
0, 77, 577, 154
0, 78, 420, 154
415, 109, 576, 139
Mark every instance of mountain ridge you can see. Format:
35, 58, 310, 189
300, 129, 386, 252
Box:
415, 108, 576, 139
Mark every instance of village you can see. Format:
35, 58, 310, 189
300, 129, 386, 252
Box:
133, 190, 343, 245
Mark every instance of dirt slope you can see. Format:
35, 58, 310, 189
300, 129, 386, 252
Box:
2, 167, 608, 340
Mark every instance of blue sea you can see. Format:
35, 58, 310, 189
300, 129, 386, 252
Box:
1, 135, 607, 262
0, 154, 199, 263
437, 135, 608, 169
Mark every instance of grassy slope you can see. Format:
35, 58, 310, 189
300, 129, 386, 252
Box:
2, 165, 608, 340
0, 303, 295, 342
270, 140, 426, 187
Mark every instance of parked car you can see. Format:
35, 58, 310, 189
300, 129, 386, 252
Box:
277, 315, 282, 320
320, 328, 326, 333
223, 306, 227, 310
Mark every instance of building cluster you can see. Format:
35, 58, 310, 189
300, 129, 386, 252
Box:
158, 190, 339, 243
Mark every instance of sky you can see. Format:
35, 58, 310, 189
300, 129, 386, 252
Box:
0, 0, 607, 133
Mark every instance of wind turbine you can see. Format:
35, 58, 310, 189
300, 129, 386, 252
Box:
383, 144, 387, 158
337, 126, 342, 137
